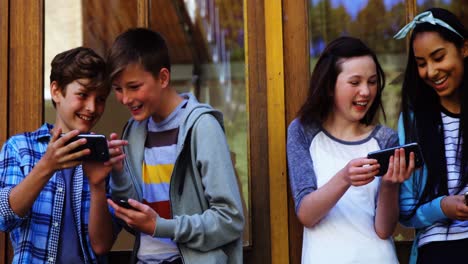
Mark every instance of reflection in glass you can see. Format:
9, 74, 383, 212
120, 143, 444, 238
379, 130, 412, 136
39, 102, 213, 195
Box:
308, 0, 411, 240
149, 0, 250, 245
417, 0, 467, 26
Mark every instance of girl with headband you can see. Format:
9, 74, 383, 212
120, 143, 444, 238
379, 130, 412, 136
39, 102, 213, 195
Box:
396, 7, 468, 264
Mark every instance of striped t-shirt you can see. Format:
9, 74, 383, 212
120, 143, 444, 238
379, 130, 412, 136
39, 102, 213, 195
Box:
418, 109, 468, 246
137, 100, 187, 263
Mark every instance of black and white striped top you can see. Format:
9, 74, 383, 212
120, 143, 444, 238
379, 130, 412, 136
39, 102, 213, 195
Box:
418, 109, 468, 246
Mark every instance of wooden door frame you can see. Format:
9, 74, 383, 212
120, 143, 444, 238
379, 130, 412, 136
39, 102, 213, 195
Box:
243, 0, 271, 262
0, 0, 9, 260
0, 0, 44, 263
282, 0, 310, 263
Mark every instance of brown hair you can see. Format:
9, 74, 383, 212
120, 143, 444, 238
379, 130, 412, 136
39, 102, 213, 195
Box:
107, 28, 171, 82
298, 36, 386, 126
50, 47, 107, 107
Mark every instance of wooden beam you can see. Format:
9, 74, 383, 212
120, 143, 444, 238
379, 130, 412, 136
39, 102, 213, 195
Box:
9, 0, 44, 135
0, 0, 9, 262
137, 0, 149, 27
243, 0, 271, 263
264, 1, 289, 264
283, 0, 309, 263
406, 0, 417, 21
0, 0, 8, 142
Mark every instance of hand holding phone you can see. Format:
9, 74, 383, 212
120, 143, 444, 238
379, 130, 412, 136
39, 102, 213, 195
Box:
112, 197, 137, 210
64, 134, 110, 161
367, 143, 424, 176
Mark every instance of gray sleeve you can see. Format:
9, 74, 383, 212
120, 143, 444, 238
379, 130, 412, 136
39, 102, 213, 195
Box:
374, 125, 399, 149
287, 119, 319, 213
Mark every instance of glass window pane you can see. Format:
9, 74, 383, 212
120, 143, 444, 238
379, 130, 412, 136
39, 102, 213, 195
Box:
148, 0, 250, 245
417, 1, 468, 25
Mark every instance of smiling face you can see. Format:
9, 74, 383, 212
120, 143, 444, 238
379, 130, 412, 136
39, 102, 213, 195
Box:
52, 78, 107, 133
112, 63, 171, 122
331, 55, 378, 124
413, 31, 468, 111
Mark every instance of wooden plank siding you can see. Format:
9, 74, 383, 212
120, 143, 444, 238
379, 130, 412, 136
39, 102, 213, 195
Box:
8, 0, 44, 135
243, 0, 271, 263
283, 1, 310, 263
264, 1, 289, 264
0, 0, 9, 261
4, 1, 44, 263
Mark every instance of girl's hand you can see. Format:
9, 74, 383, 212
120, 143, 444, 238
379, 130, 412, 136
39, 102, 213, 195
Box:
108, 198, 158, 235
441, 195, 468, 220
340, 158, 379, 186
381, 148, 415, 185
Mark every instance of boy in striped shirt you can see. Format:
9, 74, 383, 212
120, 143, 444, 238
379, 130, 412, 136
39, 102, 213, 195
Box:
88, 28, 244, 264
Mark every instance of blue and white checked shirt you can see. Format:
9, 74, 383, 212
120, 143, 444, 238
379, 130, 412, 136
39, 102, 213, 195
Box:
0, 123, 99, 264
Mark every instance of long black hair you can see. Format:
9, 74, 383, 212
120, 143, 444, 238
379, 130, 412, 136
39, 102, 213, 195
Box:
298, 36, 386, 125
400, 8, 468, 218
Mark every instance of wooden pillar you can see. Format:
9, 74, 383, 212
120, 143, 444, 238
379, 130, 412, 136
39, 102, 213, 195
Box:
0, 1, 44, 263
9, 0, 44, 135
264, 1, 289, 264
243, 0, 271, 263
283, 0, 310, 263
0, 0, 9, 260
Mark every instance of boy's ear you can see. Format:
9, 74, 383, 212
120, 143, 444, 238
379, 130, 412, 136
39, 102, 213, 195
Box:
50, 81, 63, 104
158, 68, 170, 89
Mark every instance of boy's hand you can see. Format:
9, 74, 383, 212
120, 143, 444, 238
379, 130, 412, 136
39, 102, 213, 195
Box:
109, 133, 125, 173
108, 198, 158, 236
41, 128, 87, 174
83, 134, 127, 186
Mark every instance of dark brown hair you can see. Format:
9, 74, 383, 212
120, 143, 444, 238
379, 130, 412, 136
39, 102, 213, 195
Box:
107, 28, 171, 83
298, 36, 386, 126
50, 47, 107, 107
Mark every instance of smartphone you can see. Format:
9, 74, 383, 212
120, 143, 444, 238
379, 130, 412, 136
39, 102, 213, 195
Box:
112, 197, 136, 210
64, 134, 110, 162
367, 142, 424, 176
464, 191, 468, 206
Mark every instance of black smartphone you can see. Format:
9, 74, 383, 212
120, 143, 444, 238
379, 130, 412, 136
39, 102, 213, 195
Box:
64, 134, 110, 162
367, 143, 424, 176
464, 191, 468, 206
112, 197, 136, 210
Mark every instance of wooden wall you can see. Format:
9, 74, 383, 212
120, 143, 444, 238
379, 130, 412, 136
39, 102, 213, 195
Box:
0, 0, 9, 260
0, 0, 44, 263
243, 0, 271, 262
283, 0, 309, 263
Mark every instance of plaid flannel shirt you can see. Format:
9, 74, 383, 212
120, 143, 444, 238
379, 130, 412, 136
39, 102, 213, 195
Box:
0, 123, 98, 264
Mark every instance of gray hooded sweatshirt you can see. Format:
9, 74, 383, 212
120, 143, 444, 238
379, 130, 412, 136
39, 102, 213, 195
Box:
110, 93, 244, 264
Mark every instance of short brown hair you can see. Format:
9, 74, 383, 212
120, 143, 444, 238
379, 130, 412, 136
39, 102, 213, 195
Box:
107, 28, 171, 82
50, 47, 108, 107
